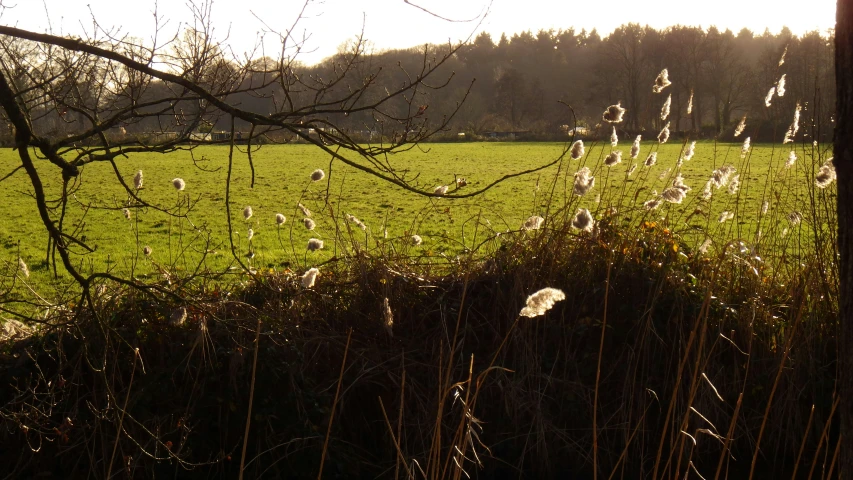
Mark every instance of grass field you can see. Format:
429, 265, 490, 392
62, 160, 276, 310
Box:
0, 139, 835, 288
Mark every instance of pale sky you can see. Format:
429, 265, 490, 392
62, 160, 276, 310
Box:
0, 0, 836, 65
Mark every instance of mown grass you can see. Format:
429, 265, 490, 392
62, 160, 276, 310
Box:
0, 139, 833, 293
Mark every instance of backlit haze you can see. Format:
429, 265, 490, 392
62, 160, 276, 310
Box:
0, 0, 836, 65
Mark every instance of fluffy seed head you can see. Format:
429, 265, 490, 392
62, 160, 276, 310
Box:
686, 90, 694, 115
630, 135, 641, 159
602, 103, 626, 123
653, 68, 672, 93
661, 94, 671, 121
298, 203, 312, 217
307, 238, 324, 251
761, 201, 770, 215
728, 174, 740, 194
776, 74, 786, 97
573, 167, 595, 196
434, 185, 448, 196
740, 137, 751, 158
311, 169, 325, 181
815, 157, 836, 188
247, 228, 254, 241
122, 208, 132, 220
523, 215, 545, 230
411, 235, 423, 246
661, 187, 686, 204
779, 45, 788, 66
643, 198, 662, 210
571, 208, 594, 232
644, 152, 657, 167
303, 218, 316, 230
610, 127, 618, 147
604, 150, 623, 167
18, 257, 29, 278
786, 151, 797, 168
346, 214, 368, 231
658, 122, 670, 144
658, 168, 671, 180
383, 298, 394, 335
243, 206, 253, 220
172, 178, 186, 191
787, 211, 802, 226
683, 141, 696, 161
701, 180, 713, 200
627, 164, 637, 177
276, 213, 286, 225
570, 140, 585, 160
143, 246, 153, 256
133, 170, 143, 189
698, 238, 712, 255
673, 173, 691, 193
711, 165, 736, 188
718, 211, 734, 223
301, 268, 319, 288
783, 104, 801, 144
519, 287, 566, 318
764, 87, 775, 107
733, 115, 747, 137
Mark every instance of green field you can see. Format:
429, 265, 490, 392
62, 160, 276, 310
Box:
0, 140, 835, 286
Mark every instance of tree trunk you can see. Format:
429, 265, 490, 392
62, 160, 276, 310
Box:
837, 0, 853, 476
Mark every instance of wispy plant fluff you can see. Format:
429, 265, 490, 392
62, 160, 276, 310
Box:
630, 135, 642, 159
311, 169, 325, 181
661, 187, 686, 204
122, 208, 132, 220
571, 208, 594, 233
701, 180, 713, 200
143, 246, 153, 256
728, 174, 741, 194
604, 150, 623, 167
711, 165, 736, 188
719, 211, 735, 223
687, 90, 694, 115
18, 257, 29, 278
698, 238, 712, 255
643, 198, 662, 210
787, 211, 802, 226
627, 164, 637, 177
783, 104, 801, 143
661, 94, 672, 121
434, 185, 449, 196
764, 87, 776, 107
761, 201, 770, 215
346, 214, 368, 231
776, 74, 786, 97
815, 157, 837, 188
672, 173, 691, 193
303, 218, 316, 230
610, 127, 618, 147
644, 152, 658, 167
573, 167, 595, 196
133, 170, 143, 190
298, 203, 312, 217
785, 151, 797, 168
243, 206, 253, 220
653, 68, 671, 93
570, 140, 584, 160
520, 287, 566, 318
658, 168, 671, 180
523, 215, 545, 230
247, 228, 254, 241
734, 115, 747, 137
683, 141, 696, 161
741, 137, 751, 158
658, 122, 670, 144
602, 103, 626, 123
779, 45, 788, 66
276, 213, 286, 225
301, 268, 319, 288
307, 238, 324, 251
172, 178, 186, 191
411, 235, 423, 246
